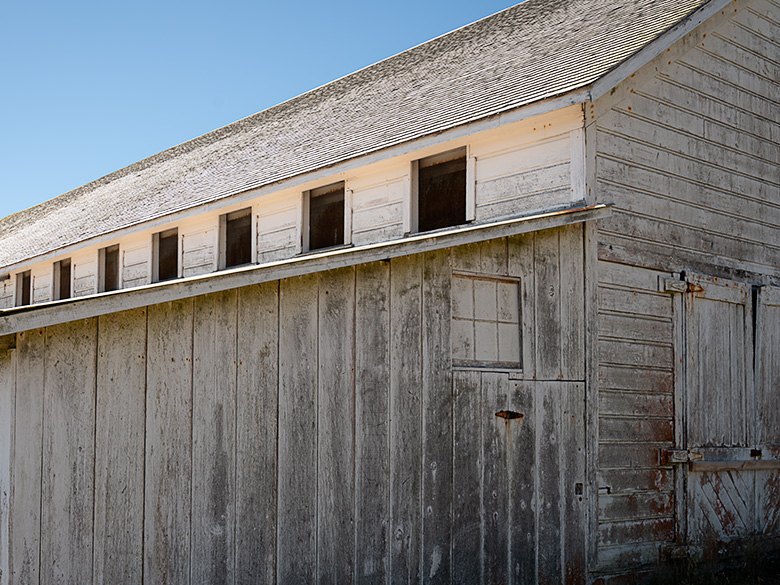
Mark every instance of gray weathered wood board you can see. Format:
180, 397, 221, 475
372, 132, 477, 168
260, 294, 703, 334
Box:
317, 267, 356, 584
235, 282, 279, 584
192, 290, 238, 584
9, 329, 45, 585
0, 348, 14, 584
277, 273, 319, 585
41, 318, 97, 585
354, 261, 391, 584
93, 309, 147, 584
144, 299, 194, 585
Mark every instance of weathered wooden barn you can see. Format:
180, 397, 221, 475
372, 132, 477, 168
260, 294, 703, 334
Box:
1, 0, 779, 583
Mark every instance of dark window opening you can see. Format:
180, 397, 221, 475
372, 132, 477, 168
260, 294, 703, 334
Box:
225, 209, 252, 268
309, 182, 344, 251
102, 245, 119, 292
56, 259, 71, 300
17, 271, 31, 306
156, 228, 179, 282
418, 149, 466, 232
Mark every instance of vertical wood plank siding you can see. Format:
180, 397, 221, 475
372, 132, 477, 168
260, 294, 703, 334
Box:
0, 227, 588, 584
93, 309, 147, 584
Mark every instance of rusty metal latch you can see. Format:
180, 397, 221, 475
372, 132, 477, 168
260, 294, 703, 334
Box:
495, 410, 523, 420
666, 449, 703, 464
660, 277, 704, 294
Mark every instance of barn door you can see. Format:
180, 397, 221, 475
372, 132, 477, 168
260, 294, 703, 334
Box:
755, 286, 780, 536
681, 273, 756, 544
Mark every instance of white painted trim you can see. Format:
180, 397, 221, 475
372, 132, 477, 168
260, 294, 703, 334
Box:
589, 0, 732, 101
178, 232, 185, 278
250, 204, 258, 264
344, 188, 353, 246
218, 213, 228, 270
301, 190, 310, 253
409, 160, 419, 234
152, 232, 161, 283
0, 204, 611, 335
466, 149, 476, 222
570, 128, 586, 204
98, 247, 106, 293
52, 261, 60, 301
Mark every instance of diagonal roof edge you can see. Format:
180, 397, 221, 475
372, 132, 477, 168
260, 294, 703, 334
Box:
0, 0, 719, 272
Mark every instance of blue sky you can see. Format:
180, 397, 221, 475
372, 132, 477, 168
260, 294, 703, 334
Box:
0, 0, 514, 221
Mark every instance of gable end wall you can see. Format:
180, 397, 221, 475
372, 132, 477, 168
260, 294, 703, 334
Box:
591, 0, 780, 578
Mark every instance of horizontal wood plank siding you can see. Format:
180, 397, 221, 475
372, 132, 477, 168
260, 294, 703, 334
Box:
596, 261, 675, 572
595, 1, 780, 278
0, 280, 13, 309
256, 204, 299, 263
122, 245, 150, 289
182, 227, 216, 277
351, 178, 405, 245
475, 134, 578, 223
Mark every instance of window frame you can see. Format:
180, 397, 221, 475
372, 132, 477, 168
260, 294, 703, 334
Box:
153, 228, 180, 283
53, 258, 72, 300
451, 271, 523, 372
408, 146, 475, 234
98, 244, 120, 293
301, 181, 350, 253
219, 207, 253, 269
15, 270, 31, 306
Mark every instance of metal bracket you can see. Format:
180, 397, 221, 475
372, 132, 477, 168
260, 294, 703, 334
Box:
665, 449, 703, 464
659, 277, 705, 294
660, 277, 687, 293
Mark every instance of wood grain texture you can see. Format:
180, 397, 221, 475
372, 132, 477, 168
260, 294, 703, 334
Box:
191, 290, 238, 585
317, 267, 355, 584
389, 255, 422, 585
482, 372, 510, 585
93, 309, 147, 584
535, 229, 562, 380
510, 380, 537, 585
277, 274, 318, 585
40, 318, 97, 585
236, 282, 279, 585
508, 233, 536, 379
0, 349, 14, 584
354, 262, 391, 585
144, 299, 194, 585
756, 287, 780, 445
9, 329, 44, 585
452, 370, 481, 584
421, 249, 452, 585
559, 223, 585, 380
536, 381, 563, 584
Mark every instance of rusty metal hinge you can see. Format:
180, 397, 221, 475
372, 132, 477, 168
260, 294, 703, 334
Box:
665, 449, 703, 464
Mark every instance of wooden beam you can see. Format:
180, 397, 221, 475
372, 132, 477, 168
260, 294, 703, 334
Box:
0, 205, 611, 335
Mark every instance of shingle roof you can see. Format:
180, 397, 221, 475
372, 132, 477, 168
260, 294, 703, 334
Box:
0, 0, 712, 271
